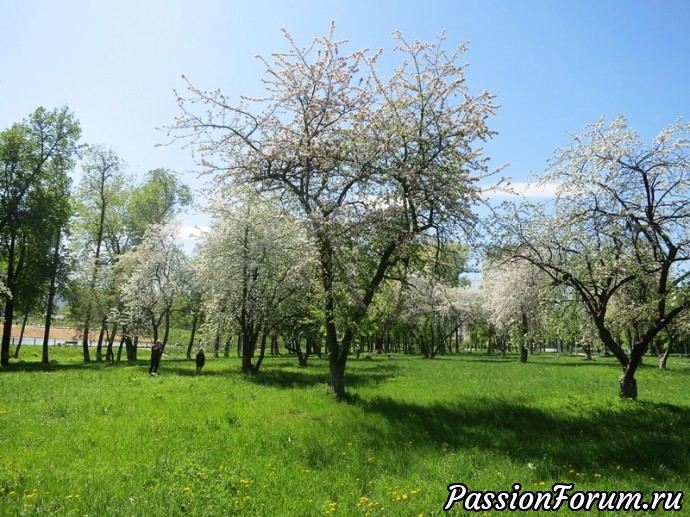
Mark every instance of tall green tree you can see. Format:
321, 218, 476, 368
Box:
72, 145, 126, 362
70, 162, 192, 362
173, 26, 496, 397
0, 107, 80, 365
127, 168, 192, 243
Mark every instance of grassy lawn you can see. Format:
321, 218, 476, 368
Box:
1, 347, 688, 515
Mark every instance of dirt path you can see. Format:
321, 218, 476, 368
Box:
11, 325, 86, 341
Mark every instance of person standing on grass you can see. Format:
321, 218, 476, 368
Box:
149, 341, 163, 376
195, 347, 206, 374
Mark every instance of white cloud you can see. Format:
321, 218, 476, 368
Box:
480, 181, 560, 200
178, 225, 210, 240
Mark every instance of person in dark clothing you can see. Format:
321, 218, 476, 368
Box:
195, 347, 206, 374
149, 341, 163, 376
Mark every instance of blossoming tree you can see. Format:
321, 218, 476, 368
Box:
493, 117, 690, 398
116, 222, 189, 351
195, 194, 313, 373
171, 25, 496, 397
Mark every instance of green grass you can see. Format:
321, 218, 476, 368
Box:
1, 348, 689, 516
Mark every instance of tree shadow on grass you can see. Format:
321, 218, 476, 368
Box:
446, 357, 520, 365
239, 362, 401, 389
0, 360, 97, 372
455, 354, 624, 367
354, 395, 690, 481
526, 358, 623, 368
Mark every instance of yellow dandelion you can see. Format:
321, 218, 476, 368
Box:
183, 486, 191, 493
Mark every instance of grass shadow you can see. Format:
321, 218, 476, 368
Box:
0, 360, 99, 373
356, 395, 690, 480
241, 361, 401, 390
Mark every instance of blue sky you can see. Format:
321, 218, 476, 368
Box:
2, 0, 689, 235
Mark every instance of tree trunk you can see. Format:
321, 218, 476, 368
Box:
659, 345, 671, 370
2, 296, 16, 366
619, 342, 647, 399
186, 312, 199, 359
82, 176, 108, 363
327, 322, 349, 399
241, 329, 259, 373
117, 335, 125, 362
106, 321, 117, 363
42, 232, 62, 364
619, 370, 638, 399
1, 235, 17, 366
519, 346, 528, 363
162, 310, 171, 346
329, 348, 347, 399
13, 310, 29, 358
151, 316, 159, 343
253, 333, 268, 373
284, 330, 310, 367
124, 335, 137, 362
96, 321, 106, 362
520, 311, 529, 363
81, 320, 92, 363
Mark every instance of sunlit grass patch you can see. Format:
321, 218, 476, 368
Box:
1, 348, 689, 515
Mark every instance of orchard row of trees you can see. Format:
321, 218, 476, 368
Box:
3, 27, 690, 401
170, 25, 690, 400
0, 106, 192, 366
